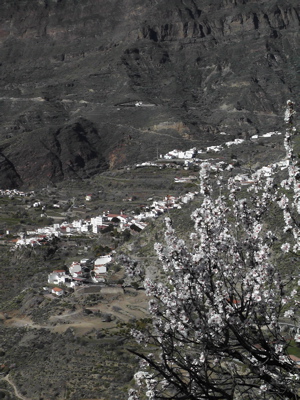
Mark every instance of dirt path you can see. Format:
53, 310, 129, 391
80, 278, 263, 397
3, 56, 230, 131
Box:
1, 374, 28, 400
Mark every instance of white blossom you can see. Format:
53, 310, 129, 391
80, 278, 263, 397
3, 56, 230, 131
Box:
284, 309, 294, 318
129, 101, 300, 400
281, 243, 290, 253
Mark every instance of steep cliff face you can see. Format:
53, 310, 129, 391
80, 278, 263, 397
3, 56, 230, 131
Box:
0, 0, 299, 187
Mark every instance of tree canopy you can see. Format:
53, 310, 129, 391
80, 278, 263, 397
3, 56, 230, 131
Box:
128, 101, 300, 400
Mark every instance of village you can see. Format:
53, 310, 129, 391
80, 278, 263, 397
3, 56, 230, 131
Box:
11, 190, 199, 297
1, 130, 287, 299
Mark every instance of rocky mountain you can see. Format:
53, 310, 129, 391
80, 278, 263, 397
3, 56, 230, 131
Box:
0, 0, 300, 188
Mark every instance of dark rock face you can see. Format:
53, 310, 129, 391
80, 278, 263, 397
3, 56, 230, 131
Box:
9, 118, 108, 186
0, 0, 300, 187
0, 153, 22, 188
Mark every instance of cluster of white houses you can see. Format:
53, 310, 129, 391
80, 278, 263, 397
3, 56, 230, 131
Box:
48, 254, 112, 295
14, 211, 144, 247
46, 191, 198, 296
14, 191, 199, 247
163, 148, 198, 160
0, 188, 35, 198
160, 132, 281, 161
14, 189, 202, 297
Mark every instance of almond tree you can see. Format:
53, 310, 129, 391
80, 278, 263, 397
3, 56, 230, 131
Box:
128, 101, 300, 400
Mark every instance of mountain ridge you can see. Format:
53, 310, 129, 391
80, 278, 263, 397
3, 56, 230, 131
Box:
0, 0, 300, 188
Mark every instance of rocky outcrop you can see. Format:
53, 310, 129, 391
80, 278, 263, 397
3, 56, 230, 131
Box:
0, 154, 22, 189
0, 0, 300, 187
2, 117, 108, 188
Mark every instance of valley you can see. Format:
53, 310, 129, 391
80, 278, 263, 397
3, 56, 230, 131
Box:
1, 0, 300, 398
0, 128, 293, 400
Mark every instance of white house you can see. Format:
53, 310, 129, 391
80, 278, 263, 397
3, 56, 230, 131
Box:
91, 225, 102, 234
65, 225, 77, 234
105, 213, 121, 222
72, 220, 83, 229
48, 270, 69, 285
92, 265, 107, 283
180, 191, 198, 204
206, 145, 223, 153
91, 215, 103, 233
131, 221, 148, 231
69, 262, 82, 277
80, 224, 90, 233
94, 255, 112, 267
91, 255, 112, 283
94, 265, 107, 274
163, 148, 197, 160
164, 195, 176, 206
52, 287, 64, 296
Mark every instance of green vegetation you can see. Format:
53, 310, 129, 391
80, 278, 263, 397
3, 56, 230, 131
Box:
288, 340, 300, 358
